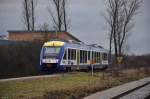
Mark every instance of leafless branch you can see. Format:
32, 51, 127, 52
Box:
105, 0, 143, 63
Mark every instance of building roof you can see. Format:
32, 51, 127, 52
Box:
8, 30, 65, 33
8, 30, 81, 42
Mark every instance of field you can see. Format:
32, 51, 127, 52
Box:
0, 67, 150, 99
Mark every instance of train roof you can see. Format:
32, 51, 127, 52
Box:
65, 42, 108, 53
43, 40, 108, 53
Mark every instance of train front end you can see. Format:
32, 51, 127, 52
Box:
39, 41, 65, 72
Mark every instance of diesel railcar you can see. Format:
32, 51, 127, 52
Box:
39, 40, 109, 72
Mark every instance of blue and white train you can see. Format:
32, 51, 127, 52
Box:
39, 40, 109, 72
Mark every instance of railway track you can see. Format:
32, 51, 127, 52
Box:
112, 81, 150, 99
84, 77, 150, 99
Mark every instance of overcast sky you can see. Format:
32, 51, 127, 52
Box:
0, 0, 150, 55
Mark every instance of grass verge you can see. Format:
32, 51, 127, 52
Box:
0, 67, 150, 99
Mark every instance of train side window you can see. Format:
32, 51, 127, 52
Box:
71, 49, 73, 60
84, 51, 87, 63
80, 50, 82, 63
103, 53, 108, 60
95, 52, 97, 62
88, 51, 90, 60
96, 52, 99, 63
83, 50, 85, 63
82, 50, 84, 63
98, 52, 101, 63
92, 51, 94, 60
68, 49, 71, 60
95, 52, 97, 63
97, 52, 98, 63
68, 49, 76, 60
72, 49, 76, 60
94, 52, 96, 61
80, 50, 83, 63
82, 51, 84, 63
74, 49, 76, 60
100, 53, 102, 63
92, 51, 96, 63
63, 50, 67, 60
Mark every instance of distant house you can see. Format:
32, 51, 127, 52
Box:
8, 31, 81, 42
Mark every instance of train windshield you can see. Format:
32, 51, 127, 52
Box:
44, 47, 61, 58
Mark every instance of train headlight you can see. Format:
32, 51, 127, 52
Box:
42, 59, 59, 63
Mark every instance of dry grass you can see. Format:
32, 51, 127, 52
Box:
0, 67, 150, 99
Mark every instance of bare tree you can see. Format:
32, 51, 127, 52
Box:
31, 0, 35, 31
105, 0, 142, 62
48, 0, 69, 31
22, 0, 36, 31
22, 0, 30, 30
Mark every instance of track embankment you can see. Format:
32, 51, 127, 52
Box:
84, 77, 150, 99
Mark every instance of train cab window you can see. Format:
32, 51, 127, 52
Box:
44, 47, 61, 58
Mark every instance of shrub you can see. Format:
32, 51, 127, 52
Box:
0, 41, 42, 79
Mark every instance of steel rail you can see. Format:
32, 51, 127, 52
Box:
111, 82, 150, 99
